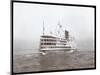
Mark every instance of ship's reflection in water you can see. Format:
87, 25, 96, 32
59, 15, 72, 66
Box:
39, 51, 72, 71
13, 50, 95, 73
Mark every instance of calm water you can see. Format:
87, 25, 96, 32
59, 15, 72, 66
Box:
13, 50, 95, 73
14, 49, 39, 55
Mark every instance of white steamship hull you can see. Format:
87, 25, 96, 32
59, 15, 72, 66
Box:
40, 48, 76, 51
39, 21, 76, 55
40, 47, 76, 55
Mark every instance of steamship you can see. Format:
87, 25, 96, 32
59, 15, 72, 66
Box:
39, 21, 75, 55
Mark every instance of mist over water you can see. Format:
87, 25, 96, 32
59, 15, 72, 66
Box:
13, 3, 94, 55
14, 38, 94, 55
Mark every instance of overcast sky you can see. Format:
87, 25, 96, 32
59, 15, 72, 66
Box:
14, 2, 94, 54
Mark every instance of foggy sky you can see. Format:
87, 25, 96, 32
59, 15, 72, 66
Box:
14, 2, 94, 53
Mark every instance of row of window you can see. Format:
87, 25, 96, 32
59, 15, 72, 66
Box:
41, 43, 56, 45
41, 43, 66, 45
40, 46, 71, 48
41, 39, 67, 43
41, 36, 56, 38
41, 39, 56, 41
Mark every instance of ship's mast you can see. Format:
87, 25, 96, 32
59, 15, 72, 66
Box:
43, 20, 45, 35
57, 21, 64, 37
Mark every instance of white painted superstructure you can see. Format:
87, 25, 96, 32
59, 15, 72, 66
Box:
39, 21, 76, 55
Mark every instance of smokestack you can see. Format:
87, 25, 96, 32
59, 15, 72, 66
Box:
65, 30, 69, 39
